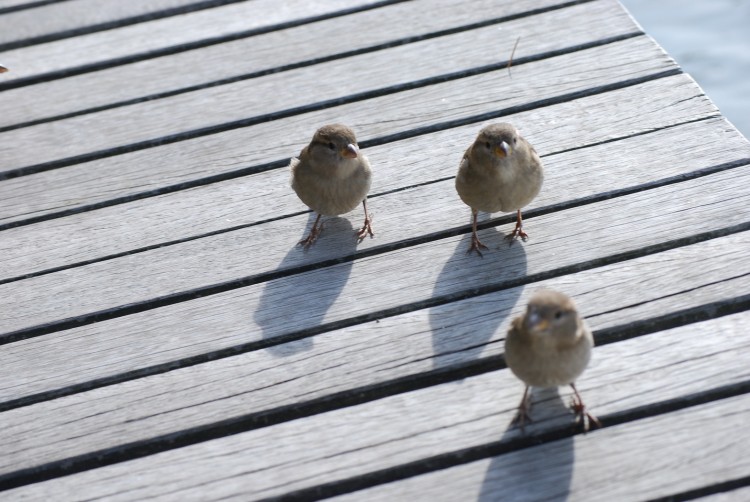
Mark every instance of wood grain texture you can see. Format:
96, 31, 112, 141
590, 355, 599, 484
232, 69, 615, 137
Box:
0, 34, 668, 175
0, 0, 202, 45
0, 0, 378, 83
2, 231, 748, 475
332, 393, 750, 502
0, 0, 582, 129
2, 153, 749, 346
0, 73, 721, 277
5, 312, 750, 499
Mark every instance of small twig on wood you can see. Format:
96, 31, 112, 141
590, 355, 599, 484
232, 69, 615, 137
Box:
507, 36, 520, 78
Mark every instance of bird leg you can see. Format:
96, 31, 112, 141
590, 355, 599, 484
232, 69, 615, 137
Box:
570, 383, 601, 432
467, 209, 489, 256
505, 209, 529, 245
298, 213, 323, 249
356, 199, 374, 242
511, 386, 533, 431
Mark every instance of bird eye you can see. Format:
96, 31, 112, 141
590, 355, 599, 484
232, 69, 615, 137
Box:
554, 311, 563, 319
328, 142, 336, 150
484, 141, 490, 149
513, 137, 518, 144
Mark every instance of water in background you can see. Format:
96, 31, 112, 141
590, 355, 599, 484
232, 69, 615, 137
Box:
620, 0, 750, 139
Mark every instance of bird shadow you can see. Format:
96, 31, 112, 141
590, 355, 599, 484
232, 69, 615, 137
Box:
479, 387, 576, 501
253, 213, 357, 357
429, 220, 527, 371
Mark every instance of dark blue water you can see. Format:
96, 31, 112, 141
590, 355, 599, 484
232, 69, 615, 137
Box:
621, 0, 750, 139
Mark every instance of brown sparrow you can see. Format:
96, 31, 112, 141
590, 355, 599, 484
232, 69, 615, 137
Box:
456, 123, 543, 255
290, 124, 373, 248
504, 290, 600, 431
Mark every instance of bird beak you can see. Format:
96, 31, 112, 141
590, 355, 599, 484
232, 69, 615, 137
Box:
526, 311, 549, 333
341, 143, 359, 159
494, 141, 511, 158
0, 64, 8, 73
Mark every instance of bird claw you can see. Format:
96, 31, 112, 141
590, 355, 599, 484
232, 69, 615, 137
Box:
466, 235, 489, 257
505, 226, 529, 246
356, 217, 374, 242
570, 396, 601, 432
511, 407, 533, 432
298, 225, 322, 250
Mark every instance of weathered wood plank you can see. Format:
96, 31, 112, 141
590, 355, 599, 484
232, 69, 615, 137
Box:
5, 312, 749, 499
1, 231, 748, 476
0, 0, 204, 46
2, 156, 749, 343
698, 487, 750, 501
0, 35, 667, 175
0, 74, 726, 278
0, 0, 379, 84
331, 393, 750, 502
0, 0, 589, 129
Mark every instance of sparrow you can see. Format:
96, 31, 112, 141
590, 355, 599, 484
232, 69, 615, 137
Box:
455, 123, 543, 255
504, 289, 600, 431
290, 124, 373, 248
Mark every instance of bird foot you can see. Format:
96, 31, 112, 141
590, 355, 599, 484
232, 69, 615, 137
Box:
298, 225, 322, 250
505, 226, 529, 246
570, 397, 601, 432
466, 235, 489, 257
356, 217, 374, 242
511, 406, 533, 432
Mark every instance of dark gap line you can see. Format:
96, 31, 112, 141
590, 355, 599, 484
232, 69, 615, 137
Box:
1, 160, 748, 345
647, 475, 750, 502
0, 0, 589, 92
587, 271, 750, 319
1, 223, 749, 417
0, 0, 68, 15
0, 30, 644, 181
270, 379, 750, 502
542, 114, 719, 158
0, 0, 601, 133
2, 150, 746, 291
1, 310, 748, 492
0, 0, 267, 52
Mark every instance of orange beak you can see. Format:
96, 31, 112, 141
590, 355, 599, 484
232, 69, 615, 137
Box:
494, 141, 511, 158
0, 64, 8, 73
341, 143, 359, 158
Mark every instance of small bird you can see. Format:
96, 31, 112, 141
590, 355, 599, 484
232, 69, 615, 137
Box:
290, 124, 373, 248
455, 123, 543, 255
504, 290, 600, 431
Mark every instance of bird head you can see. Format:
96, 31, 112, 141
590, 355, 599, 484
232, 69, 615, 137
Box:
523, 289, 582, 344
472, 123, 519, 164
309, 124, 360, 165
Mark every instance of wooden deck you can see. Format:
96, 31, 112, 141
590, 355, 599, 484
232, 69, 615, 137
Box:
1, 0, 749, 499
